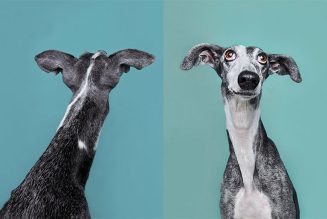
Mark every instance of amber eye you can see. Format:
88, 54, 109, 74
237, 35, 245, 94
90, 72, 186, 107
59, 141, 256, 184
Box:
224, 50, 236, 62
257, 53, 267, 65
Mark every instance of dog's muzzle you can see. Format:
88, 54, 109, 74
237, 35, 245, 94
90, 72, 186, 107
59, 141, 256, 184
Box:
238, 71, 260, 91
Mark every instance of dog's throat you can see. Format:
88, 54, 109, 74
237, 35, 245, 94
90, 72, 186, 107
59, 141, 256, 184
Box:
224, 97, 260, 191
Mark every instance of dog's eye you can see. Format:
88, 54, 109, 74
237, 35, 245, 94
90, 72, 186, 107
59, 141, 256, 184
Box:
224, 50, 236, 62
257, 53, 267, 65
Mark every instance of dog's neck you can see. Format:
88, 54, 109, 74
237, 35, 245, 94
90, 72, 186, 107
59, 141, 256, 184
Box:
223, 95, 261, 192
43, 85, 110, 188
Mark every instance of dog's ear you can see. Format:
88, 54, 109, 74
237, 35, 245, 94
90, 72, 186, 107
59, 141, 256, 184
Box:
109, 49, 155, 74
100, 49, 154, 90
35, 50, 79, 90
181, 43, 225, 70
268, 54, 302, 83
35, 50, 77, 74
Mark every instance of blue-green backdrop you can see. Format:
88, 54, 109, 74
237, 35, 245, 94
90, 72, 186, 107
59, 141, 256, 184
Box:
0, 1, 163, 218
1, 0, 327, 219
164, 1, 327, 219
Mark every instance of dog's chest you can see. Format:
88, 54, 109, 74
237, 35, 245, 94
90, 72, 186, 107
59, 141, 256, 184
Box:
234, 188, 272, 219
228, 127, 273, 219
224, 100, 272, 218
230, 133, 272, 219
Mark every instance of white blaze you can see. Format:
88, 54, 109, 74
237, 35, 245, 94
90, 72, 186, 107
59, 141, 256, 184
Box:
57, 56, 97, 129
57, 51, 105, 151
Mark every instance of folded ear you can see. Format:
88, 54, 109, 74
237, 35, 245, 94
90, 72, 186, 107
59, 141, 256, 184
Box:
268, 54, 302, 83
109, 49, 155, 74
180, 43, 225, 70
35, 50, 77, 74
35, 50, 78, 90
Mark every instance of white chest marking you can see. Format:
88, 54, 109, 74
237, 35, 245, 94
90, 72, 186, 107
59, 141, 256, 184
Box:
224, 97, 271, 218
78, 139, 87, 151
234, 188, 272, 219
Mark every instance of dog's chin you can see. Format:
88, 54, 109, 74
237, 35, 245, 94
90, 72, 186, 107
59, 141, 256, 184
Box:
231, 90, 258, 100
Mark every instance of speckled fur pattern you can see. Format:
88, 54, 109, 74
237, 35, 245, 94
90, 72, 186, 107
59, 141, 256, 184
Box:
0, 49, 154, 218
220, 119, 299, 219
181, 44, 300, 219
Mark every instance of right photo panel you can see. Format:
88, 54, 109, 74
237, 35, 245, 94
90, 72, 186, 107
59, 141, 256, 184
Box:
164, 1, 327, 218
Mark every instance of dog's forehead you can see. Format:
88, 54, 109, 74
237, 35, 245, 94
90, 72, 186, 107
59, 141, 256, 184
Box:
229, 45, 264, 57
76, 51, 109, 68
79, 51, 108, 60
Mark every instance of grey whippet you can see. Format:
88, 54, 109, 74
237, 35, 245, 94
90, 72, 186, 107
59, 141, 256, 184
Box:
181, 44, 301, 219
0, 49, 154, 218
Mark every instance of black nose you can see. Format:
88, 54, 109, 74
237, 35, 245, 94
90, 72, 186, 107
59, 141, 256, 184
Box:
238, 71, 260, 90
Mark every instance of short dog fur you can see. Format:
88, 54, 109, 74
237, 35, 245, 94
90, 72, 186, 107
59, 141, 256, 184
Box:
0, 49, 154, 218
181, 44, 300, 219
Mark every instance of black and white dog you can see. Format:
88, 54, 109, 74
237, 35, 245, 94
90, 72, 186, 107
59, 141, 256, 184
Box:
0, 49, 154, 218
181, 44, 300, 219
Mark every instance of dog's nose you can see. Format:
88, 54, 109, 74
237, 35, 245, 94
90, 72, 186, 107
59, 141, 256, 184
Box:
238, 71, 260, 90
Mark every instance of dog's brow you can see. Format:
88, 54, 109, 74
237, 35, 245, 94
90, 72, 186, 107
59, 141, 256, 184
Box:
246, 47, 256, 55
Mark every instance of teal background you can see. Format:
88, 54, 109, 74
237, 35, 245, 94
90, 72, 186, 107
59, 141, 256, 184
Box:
164, 1, 327, 219
0, 1, 163, 219
1, 1, 327, 219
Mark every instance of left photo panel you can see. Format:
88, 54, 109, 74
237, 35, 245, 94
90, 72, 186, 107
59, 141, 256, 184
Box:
0, 1, 163, 218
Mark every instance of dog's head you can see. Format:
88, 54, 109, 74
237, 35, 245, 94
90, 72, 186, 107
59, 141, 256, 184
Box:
181, 44, 301, 100
35, 49, 155, 94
